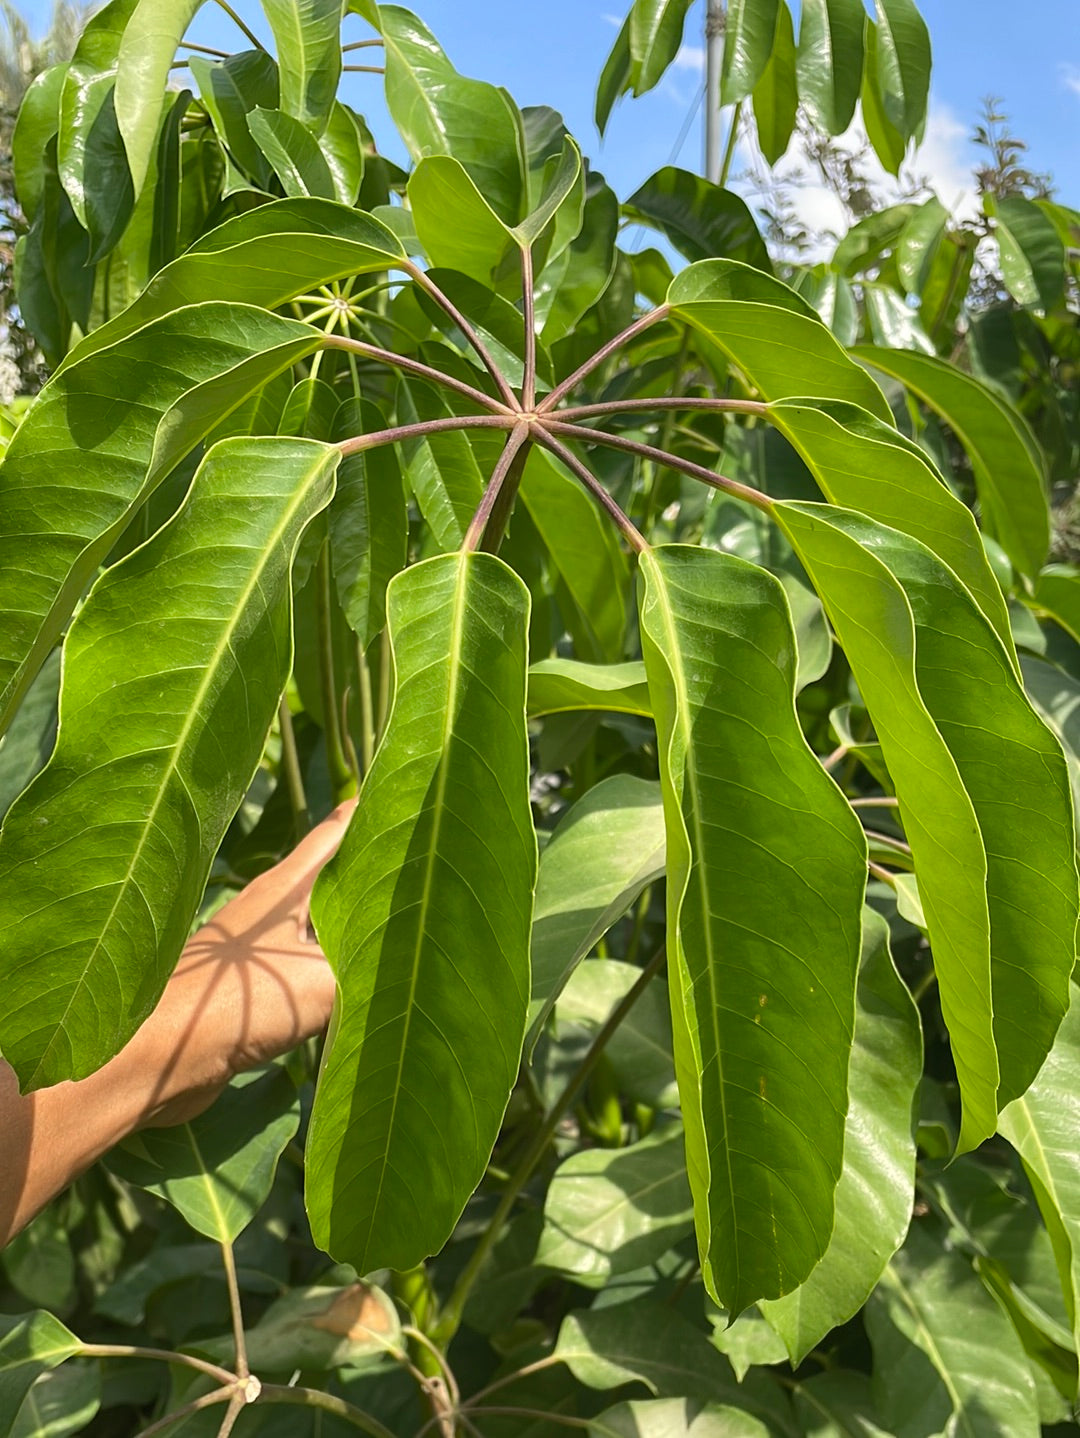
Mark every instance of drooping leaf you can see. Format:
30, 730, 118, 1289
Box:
999, 994, 1080, 1353
722, 0, 779, 105
537, 1125, 692, 1286
114, 0, 204, 196
861, 19, 908, 178
377, 4, 525, 224
625, 169, 771, 271
796, 0, 865, 134
986, 193, 1067, 313
527, 659, 651, 718
11, 64, 67, 223
873, 0, 931, 138
896, 196, 948, 293
765, 397, 1016, 658
629, 0, 692, 96
63, 198, 407, 364
528, 774, 665, 1041
261, 0, 342, 134
0, 437, 338, 1087
760, 909, 922, 1362
852, 345, 1050, 578
0, 1313, 81, 1435
188, 49, 279, 186
670, 261, 892, 421
306, 552, 535, 1272
595, 11, 633, 136
867, 1222, 1040, 1437
0, 303, 324, 739
106, 1068, 300, 1242
319, 101, 365, 206
407, 155, 517, 289
638, 545, 866, 1313
56, 0, 137, 262
247, 105, 338, 198
752, 3, 797, 165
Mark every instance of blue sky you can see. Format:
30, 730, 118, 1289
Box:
181, 1, 1080, 218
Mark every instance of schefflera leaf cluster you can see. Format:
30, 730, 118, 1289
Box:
0, 0, 1078, 1397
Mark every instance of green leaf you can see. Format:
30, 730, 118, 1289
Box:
796, 0, 865, 134
0, 436, 338, 1087
330, 399, 408, 649
107, 1068, 300, 1242
852, 345, 1050, 579
873, 0, 931, 138
751, 3, 797, 165
596, 11, 633, 135
638, 545, 866, 1312
528, 775, 665, 1041
11, 1362, 99, 1438
760, 909, 922, 1362
199, 1281, 402, 1373
791, 266, 858, 345
779, 503, 1078, 1138
515, 137, 584, 254
57, 0, 137, 262
320, 101, 365, 206
1033, 565, 1080, 645
625, 169, 771, 271
629, 0, 691, 96
986, 193, 1066, 313
765, 398, 1016, 658
999, 994, 1080, 1354
868, 1222, 1040, 1437
537, 1125, 692, 1286
896, 196, 948, 293
306, 552, 535, 1272
395, 380, 486, 550
63, 198, 407, 365
591, 1399, 771, 1437
861, 18, 907, 177
1022, 655, 1080, 850
539, 174, 619, 346
0, 1313, 81, 1436
12, 64, 67, 223
554, 959, 677, 1110
0, 651, 59, 824
261, 0, 341, 134
863, 282, 935, 353
114, 0, 204, 196
247, 106, 337, 198
377, 4, 525, 225
670, 261, 892, 422
188, 49, 279, 186
521, 446, 630, 664
722, 0, 779, 105
793, 1372, 891, 1437
0, 303, 323, 740
527, 659, 651, 717
833, 201, 918, 276
407, 155, 517, 289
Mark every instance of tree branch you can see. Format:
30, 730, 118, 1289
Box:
406, 262, 521, 411
323, 335, 516, 416
338, 413, 515, 457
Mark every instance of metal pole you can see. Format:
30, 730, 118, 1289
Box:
704, 0, 725, 183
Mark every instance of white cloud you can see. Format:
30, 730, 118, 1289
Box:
673, 43, 706, 72
1061, 64, 1080, 97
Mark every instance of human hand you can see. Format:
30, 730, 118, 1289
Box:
140, 800, 356, 1127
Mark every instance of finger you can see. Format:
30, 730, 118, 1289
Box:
275, 799, 358, 888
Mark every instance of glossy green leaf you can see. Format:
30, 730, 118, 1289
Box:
114, 0, 203, 196
330, 399, 408, 649
853, 345, 1050, 578
639, 545, 866, 1312
554, 959, 678, 1110
625, 169, 771, 271
528, 774, 665, 1041
0, 1314, 81, 1436
868, 1222, 1040, 1437
791, 266, 858, 345
760, 909, 921, 1362
396, 380, 486, 550
407, 155, 517, 288
999, 994, 1080, 1353
0, 303, 323, 740
986, 193, 1066, 313
11, 1362, 99, 1438
861, 19, 908, 177
0, 436, 338, 1087
247, 106, 337, 198
319, 101, 365, 206
796, 0, 865, 134
306, 552, 535, 1272
377, 4, 525, 224
873, 0, 931, 138
188, 49, 279, 186
670, 261, 892, 421
527, 659, 651, 717
863, 282, 935, 353
629, 0, 691, 96
596, 11, 633, 135
57, 0, 137, 262
537, 1125, 692, 1286
262, 0, 341, 134
15, 141, 93, 367
590, 1400, 771, 1438
1021, 655, 1080, 847
538, 174, 619, 346
722, 0, 779, 105
0, 652, 59, 824
752, 3, 797, 165
1033, 565, 1080, 645
521, 446, 630, 664
765, 397, 1016, 658
515, 137, 583, 254
779, 503, 1078, 1136
64, 198, 407, 364
12, 64, 67, 223
897, 198, 948, 294
107, 1068, 300, 1242
833, 201, 918, 276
